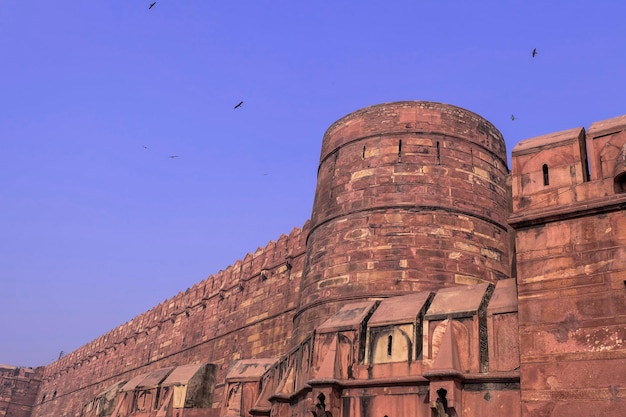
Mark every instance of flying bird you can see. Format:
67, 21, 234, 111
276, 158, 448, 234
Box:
511, 115, 516, 121
143, 145, 150, 150
234, 101, 244, 109
149, 2, 156, 10
532, 48, 538, 58
169, 155, 179, 159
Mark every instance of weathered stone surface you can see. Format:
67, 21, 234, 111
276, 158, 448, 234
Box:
0, 366, 41, 417
296, 102, 511, 344
4, 102, 626, 417
511, 113, 626, 416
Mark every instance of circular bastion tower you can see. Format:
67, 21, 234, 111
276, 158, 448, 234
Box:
293, 101, 512, 343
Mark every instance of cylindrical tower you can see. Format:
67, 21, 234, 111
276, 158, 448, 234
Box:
293, 101, 511, 343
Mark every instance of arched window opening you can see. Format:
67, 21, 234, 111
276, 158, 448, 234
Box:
542, 164, 550, 186
614, 172, 626, 194
387, 335, 393, 356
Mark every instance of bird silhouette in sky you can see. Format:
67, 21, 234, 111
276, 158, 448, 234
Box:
532, 48, 538, 58
234, 101, 244, 109
149, 2, 156, 10
143, 145, 150, 150
169, 155, 179, 159
511, 115, 516, 121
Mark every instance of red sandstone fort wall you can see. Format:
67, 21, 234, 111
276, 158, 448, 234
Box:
30, 225, 308, 417
0, 366, 42, 417
510, 115, 626, 416
5, 102, 626, 417
295, 102, 512, 343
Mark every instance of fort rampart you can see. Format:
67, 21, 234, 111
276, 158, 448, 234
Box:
32, 224, 308, 417
0, 366, 41, 417
5, 101, 626, 417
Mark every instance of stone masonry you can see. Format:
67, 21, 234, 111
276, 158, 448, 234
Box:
3, 101, 626, 417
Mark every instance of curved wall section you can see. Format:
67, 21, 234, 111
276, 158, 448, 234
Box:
294, 101, 511, 342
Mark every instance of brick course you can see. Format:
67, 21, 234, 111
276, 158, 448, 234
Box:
4, 101, 626, 417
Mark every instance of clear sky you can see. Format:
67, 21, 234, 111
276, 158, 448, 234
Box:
1, 0, 624, 367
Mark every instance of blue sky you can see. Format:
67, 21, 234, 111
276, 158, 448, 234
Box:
1, 1, 624, 367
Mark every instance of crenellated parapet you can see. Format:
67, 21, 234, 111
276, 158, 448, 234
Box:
9, 103, 626, 417
32, 224, 308, 417
510, 114, 626, 227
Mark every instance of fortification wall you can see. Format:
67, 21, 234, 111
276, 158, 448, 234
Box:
294, 101, 512, 343
30, 224, 309, 417
0, 366, 42, 417
8, 103, 626, 417
0, 365, 43, 417
510, 114, 626, 416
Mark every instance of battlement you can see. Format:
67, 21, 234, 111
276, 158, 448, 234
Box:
5, 103, 626, 417
510, 114, 626, 227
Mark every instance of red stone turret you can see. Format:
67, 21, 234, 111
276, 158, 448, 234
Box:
293, 101, 511, 343
9, 103, 626, 417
